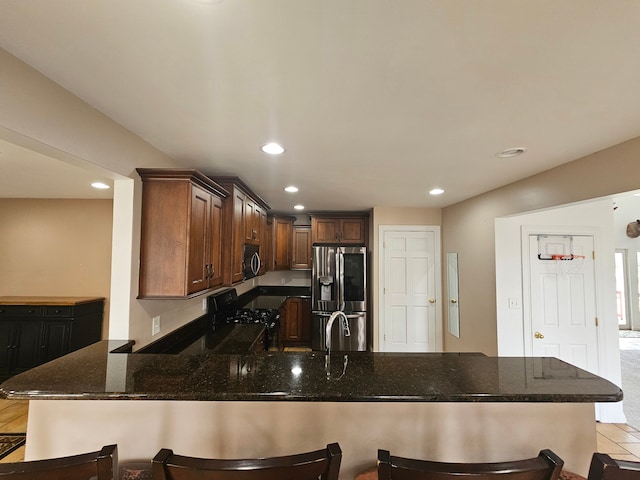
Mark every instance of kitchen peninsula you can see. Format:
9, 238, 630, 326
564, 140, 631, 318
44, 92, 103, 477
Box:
0, 340, 621, 479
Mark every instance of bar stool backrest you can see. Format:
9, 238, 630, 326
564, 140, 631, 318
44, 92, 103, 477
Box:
152, 443, 342, 480
377, 449, 564, 480
588, 453, 640, 480
0, 444, 117, 480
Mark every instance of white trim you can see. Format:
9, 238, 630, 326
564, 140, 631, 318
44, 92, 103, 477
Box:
378, 225, 442, 352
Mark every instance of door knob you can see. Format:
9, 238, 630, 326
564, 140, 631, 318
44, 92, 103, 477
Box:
534, 331, 544, 339
429, 298, 436, 304
450, 299, 457, 304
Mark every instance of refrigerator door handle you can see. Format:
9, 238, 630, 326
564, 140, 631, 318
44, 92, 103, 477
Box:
337, 249, 345, 311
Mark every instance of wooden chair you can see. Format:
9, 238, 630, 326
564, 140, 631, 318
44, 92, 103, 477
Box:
0, 444, 117, 480
587, 453, 640, 480
152, 443, 342, 480
377, 449, 564, 480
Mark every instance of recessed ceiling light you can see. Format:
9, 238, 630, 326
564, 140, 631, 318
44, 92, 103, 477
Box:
261, 142, 285, 155
91, 182, 110, 190
294, 204, 305, 210
429, 188, 445, 196
284, 186, 299, 193
496, 147, 527, 158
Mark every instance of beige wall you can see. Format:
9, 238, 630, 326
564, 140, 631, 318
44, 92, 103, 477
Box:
442, 135, 640, 354
0, 199, 113, 338
371, 207, 442, 350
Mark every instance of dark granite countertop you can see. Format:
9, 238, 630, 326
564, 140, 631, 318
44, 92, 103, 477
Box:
0, 340, 623, 402
178, 324, 265, 355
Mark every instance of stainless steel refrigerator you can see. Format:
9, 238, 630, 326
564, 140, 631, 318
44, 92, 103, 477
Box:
311, 245, 367, 351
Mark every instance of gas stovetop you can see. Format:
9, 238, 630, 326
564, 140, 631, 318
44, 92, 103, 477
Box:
223, 309, 280, 330
208, 288, 281, 337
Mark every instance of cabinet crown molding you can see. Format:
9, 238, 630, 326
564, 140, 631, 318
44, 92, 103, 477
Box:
210, 176, 271, 210
136, 168, 230, 198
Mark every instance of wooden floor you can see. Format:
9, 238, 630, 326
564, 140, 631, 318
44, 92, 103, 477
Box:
0, 398, 637, 466
0, 399, 28, 463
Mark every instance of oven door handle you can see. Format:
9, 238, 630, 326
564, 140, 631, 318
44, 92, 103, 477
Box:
251, 252, 261, 275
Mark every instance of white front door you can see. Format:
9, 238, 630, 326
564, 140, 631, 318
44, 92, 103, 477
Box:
527, 234, 598, 373
380, 227, 441, 352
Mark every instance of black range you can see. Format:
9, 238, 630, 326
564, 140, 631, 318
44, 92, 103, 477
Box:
208, 288, 283, 350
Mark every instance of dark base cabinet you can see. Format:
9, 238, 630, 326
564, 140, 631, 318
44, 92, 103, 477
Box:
0, 297, 104, 380
281, 297, 312, 348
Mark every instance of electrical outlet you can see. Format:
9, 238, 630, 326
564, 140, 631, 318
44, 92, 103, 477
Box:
508, 298, 520, 309
152, 316, 161, 336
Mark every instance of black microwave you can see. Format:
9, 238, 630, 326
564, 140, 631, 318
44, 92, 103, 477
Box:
243, 244, 261, 280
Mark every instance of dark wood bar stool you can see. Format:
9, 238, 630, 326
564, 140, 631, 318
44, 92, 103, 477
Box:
377, 449, 564, 480
587, 453, 640, 480
0, 444, 117, 480
152, 443, 342, 480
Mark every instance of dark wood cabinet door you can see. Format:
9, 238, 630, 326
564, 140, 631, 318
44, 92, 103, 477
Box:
187, 185, 211, 295
284, 298, 302, 342
230, 188, 246, 283
312, 219, 340, 243
13, 319, 43, 375
244, 197, 256, 244
282, 297, 312, 346
209, 195, 224, 288
291, 226, 312, 270
273, 217, 292, 270
340, 218, 367, 244
39, 320, 71, 364
0, 322, 16, 378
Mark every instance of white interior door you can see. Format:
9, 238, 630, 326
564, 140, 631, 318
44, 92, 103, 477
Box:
381, 228, 440, 352
528, 234, 599, 373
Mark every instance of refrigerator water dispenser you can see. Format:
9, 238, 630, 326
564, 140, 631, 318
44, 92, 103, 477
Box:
319, 276, 334, 301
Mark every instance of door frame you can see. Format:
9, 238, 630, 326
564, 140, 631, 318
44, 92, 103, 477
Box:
521, 225, 603, 367
378, 225, 442, 352
521, 226, 601, 374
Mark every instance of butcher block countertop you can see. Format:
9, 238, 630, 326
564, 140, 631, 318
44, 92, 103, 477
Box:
0, 296, 105, 306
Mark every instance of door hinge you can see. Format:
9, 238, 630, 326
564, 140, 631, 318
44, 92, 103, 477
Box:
592, 251, 595, 260
595, 317, 599, 327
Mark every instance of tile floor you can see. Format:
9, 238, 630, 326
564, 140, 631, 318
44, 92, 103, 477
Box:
0, 398, 637, 466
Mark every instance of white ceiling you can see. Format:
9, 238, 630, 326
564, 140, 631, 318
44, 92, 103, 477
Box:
1, 1, 640, 211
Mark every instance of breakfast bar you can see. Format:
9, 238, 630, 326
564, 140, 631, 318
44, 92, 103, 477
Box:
0, 340, 622, 478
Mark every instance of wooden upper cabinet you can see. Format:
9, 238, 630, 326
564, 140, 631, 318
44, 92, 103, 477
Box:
310, 214, 369, 245
212, 176, 270, 284
291, 226, 312, 270
262, 216, 274, 273
209, 195, 224, 288
273, 216, 293, 270
137, 169, 229, 298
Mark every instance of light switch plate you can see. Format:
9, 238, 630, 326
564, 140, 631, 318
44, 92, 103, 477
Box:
152, 316, 161, 335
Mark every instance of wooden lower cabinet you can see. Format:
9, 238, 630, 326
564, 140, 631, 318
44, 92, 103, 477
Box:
280, 297, 311, 347
0, 298, 104, 381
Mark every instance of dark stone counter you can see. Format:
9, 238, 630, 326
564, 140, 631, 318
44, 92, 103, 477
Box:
0, 340, 623, 402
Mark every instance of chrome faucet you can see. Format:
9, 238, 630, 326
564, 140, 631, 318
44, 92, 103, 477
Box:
325, 310, 350, 354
